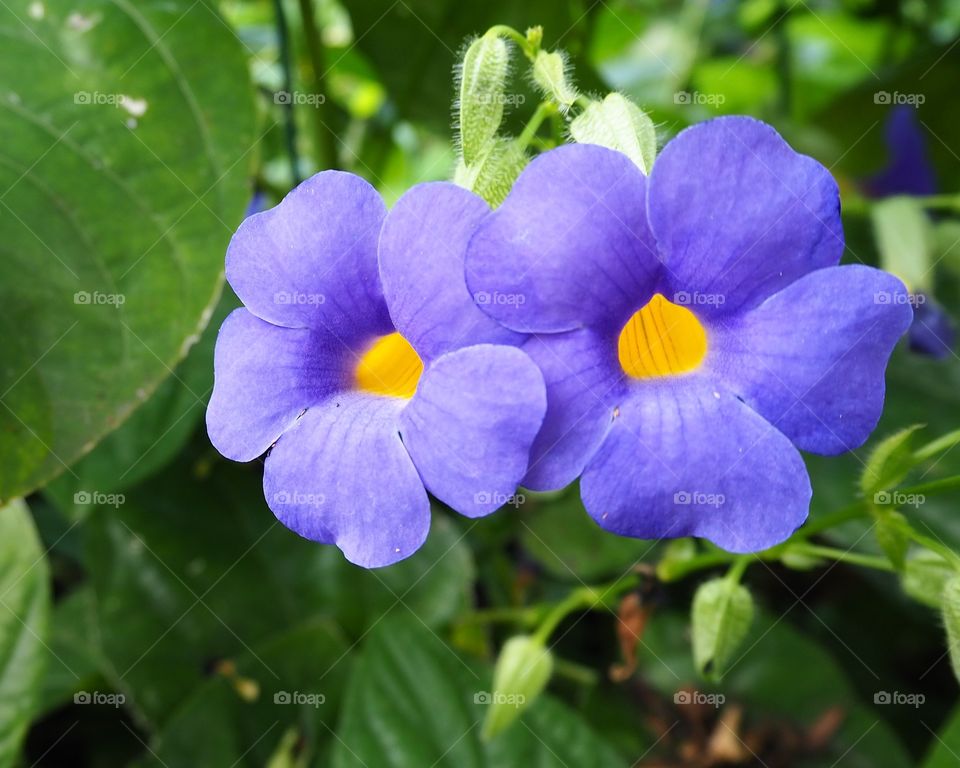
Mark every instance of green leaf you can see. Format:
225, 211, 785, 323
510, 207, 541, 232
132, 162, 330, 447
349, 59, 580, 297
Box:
860, 424, 925, 496
333, 615, 626, 768
82, 456, 474, 725
458, 32, 510, 166
0, 0, 257, 500
482, 636, 553, 739
942, 576, 960, 684
691, 577, 754, 680
570, 93, 657, 174
532, 50, 577, 109
137, 620, 351, 768
902, 550, 954, 608
871, 197, 932, 294
0, 499, 51, 767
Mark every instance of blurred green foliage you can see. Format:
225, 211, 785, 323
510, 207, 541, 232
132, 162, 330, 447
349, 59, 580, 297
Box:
2, 0, 960, 765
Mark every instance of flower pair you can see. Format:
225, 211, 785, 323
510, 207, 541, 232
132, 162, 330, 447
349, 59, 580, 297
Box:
208, 116, 912, 567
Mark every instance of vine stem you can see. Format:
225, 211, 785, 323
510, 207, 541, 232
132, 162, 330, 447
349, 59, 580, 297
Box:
297, 0, 337, 170
516, 102, 558, 152
272, 0, 300, 184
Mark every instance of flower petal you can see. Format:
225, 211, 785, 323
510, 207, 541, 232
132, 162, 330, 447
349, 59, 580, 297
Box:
226, 171, 392, 336
379, 182, 522, 361
581, 377, 810, 552
206, 308, 350, 462
521, 330, 625, 492
648, 116, 843, 316
466, 144, 660, 334
263, 394, 430, 567
710, 265, 913, 454
400, 345, 546, 517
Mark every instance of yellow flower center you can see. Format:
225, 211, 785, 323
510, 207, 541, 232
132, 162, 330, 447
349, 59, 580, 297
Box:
355, 332, 423, 398
617, 294, 707, 378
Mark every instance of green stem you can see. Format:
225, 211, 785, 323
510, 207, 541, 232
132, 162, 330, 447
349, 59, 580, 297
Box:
297, 0, 336, 170
272, 0, 300, 184
899, 475, 960, 497
798, 500, 872, 538
726, 556, 751, 583
916, 194, 960, 211
532, 572, 641, 645
787, 543, 895, 572
909, 531, 960, 570
486, 25, 537, 59
516, 102, 557, 152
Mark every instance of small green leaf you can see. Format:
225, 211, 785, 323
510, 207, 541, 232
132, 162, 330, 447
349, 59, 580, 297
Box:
875, 510, 912, 571
942, 577, 960, 684
453, 138, 527, 207
0, 499, 51, 766
570, 93, 657, 174
860, 424, 925, 496
483, 636, 554, 739
871, 196, 932, 294
691, 577, 754, 680
532, 50, 577, 110
902, 550, 954, 608
458, 32, 511, 166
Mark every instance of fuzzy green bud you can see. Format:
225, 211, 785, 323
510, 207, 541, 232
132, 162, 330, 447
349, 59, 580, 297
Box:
458, 32, 511, 166
570, 93, 657, 174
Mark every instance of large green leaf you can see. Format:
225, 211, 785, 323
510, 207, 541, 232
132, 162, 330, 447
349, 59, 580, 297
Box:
0, 499, 51, 768
82, 454, 474, 725
0, 0, 257, 500
333, 615, 627, 767
138, 619, 351, 768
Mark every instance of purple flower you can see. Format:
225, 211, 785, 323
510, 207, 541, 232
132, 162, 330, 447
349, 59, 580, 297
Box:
466, 116, 913, 552
863, 105, 937, 199
207, 172, 546, 567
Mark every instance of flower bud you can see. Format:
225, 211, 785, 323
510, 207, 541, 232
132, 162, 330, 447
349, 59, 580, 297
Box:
691, 577, 754, 681
458, 32, 510, 166
481, 635, 553, 739
532, 50, 577, 110
570, 93, 657, 174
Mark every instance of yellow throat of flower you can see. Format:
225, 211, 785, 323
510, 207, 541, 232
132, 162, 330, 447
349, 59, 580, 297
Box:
355, 332, 423, 398
617, 293, 707, 379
